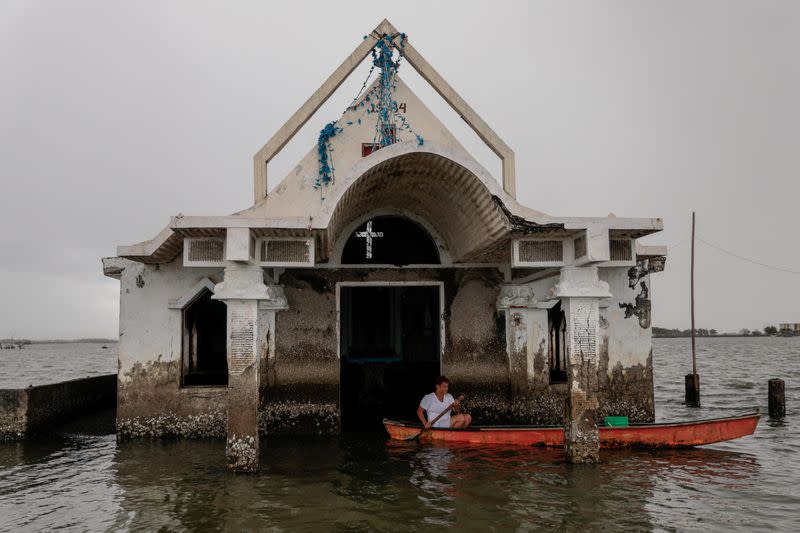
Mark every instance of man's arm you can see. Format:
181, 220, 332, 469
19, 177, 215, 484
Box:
451, 395, 461, 414
416, 405, 430, 428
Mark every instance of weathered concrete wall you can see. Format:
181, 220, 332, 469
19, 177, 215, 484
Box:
265, 270, 339, 435
246, 77, 470, 218
264, 267, 512, 432
503, 307, 570, 426
0, 389, 27, 441
1, 375, 116, 441
115, 258, 655, 437
503, 264, 655, 425
598, 264, 655, 422
26, 375, 117, 429
116, 258, 228, 438
441, 270, 510, 424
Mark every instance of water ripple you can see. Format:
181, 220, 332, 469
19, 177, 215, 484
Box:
0, 338, 799, 531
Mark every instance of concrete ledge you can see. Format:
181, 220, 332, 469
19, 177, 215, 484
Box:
0, 389, 28, 440
0, 374, 117, 441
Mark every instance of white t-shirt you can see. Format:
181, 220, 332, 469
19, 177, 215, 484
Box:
420, 392, 455, 428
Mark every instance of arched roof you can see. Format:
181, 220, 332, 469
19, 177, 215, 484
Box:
324, 145, 521, 262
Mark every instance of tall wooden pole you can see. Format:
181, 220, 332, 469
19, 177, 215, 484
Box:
685, 211, 701, 407
691, 211, 697, 375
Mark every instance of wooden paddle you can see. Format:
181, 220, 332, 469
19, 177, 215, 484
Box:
406, 394, 465, 441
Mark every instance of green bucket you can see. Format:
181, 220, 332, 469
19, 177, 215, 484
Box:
603, 416, 629, 427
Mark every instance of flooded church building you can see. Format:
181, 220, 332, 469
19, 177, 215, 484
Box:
103, 21, 666, 470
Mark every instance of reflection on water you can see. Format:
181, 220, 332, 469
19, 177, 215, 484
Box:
0, 427, 773, 532
1, 338, 799, 531
0, 432, 122, 532
407, 444, 455, 526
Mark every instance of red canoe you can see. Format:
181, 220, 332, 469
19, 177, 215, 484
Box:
383, 412, 760, 448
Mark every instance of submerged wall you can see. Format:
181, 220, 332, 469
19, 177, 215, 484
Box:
0, 389, 27, 440
0, 375, 116, 441
511, 264, 656, 424
265, 268, 511, 433
114, 258, 656, 438
116, 258, 228, 438
263, 270, 340, 435
598, 263, 656, 422
440, 270, 510, 424
264, 264, 654, 429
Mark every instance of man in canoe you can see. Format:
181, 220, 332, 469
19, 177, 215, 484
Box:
417, 375, 472, 429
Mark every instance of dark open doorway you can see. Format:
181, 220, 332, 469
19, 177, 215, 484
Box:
182, 289, 228, 386
340, 285, 441, 431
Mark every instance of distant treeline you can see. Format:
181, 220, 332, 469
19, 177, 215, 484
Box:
653, 326, 780, 338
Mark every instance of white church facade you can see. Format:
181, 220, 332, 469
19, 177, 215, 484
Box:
103, 20, 666, 470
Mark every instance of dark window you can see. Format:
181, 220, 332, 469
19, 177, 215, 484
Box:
341, 216, 440, 265
182, 289, 228, 386
548, 302, 568, 383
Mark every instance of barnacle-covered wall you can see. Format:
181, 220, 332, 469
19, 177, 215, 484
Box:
114, 254, 657, 438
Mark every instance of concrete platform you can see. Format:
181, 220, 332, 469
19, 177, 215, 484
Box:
0, 374, 116, 441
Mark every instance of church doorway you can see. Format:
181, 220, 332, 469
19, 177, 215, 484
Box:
339, 283, 442, 431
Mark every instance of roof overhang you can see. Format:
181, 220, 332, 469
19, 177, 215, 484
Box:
116, 143, 663, 265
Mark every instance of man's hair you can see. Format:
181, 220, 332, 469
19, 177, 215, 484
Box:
434, 375, 449, 386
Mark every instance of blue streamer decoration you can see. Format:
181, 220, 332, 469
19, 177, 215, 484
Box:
314, 32, 425, 188
316, 121, 342, 188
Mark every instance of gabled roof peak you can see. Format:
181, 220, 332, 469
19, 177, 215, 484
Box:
252, 19, 515, 204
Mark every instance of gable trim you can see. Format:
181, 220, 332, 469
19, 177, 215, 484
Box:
252, 19, 516, 203
168, 278, 217, 310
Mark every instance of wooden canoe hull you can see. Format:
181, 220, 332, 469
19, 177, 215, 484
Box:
383, 412, 760, 448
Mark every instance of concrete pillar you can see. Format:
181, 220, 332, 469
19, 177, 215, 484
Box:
497, 285, 549, 397
551, 266, 611, 464
213, 264, 287, 472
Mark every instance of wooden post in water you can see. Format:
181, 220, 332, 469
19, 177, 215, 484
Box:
685, 212, 701, 407
768, 379, 785, 417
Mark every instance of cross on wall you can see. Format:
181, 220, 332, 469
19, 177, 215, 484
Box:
355, 220, 383, 259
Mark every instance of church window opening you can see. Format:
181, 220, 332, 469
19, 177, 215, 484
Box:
362, 127, 396, 156
182, 289, 228, 386
341, 216, 440, 265
361, 143, 378, 157
548, 302, 568, 383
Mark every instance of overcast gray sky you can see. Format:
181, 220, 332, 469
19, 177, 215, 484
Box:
1, 1, 798, 339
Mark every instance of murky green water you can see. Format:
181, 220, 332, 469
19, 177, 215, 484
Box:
1, 338, 799, 531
